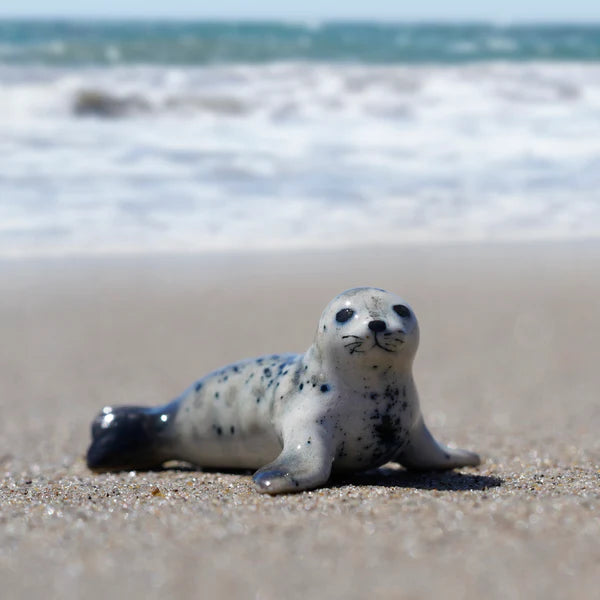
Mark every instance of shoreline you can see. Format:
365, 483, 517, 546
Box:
3, 237, 600, 276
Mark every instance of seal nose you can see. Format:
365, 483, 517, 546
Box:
368, 319, 387, 333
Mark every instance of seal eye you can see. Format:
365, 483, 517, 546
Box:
335, 308, 355, 323
393, 304, 411, 318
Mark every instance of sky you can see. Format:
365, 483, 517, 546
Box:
1, 0, 599, 23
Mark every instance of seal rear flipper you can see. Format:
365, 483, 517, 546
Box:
86, 403, 178, 472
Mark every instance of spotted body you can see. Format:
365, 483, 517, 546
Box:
87, 287, 480, 494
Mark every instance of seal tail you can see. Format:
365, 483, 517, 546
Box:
86, 401, 179, 472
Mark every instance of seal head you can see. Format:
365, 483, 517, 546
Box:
312, 286, 419, 370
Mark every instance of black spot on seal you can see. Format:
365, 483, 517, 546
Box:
373, 415, 400, 449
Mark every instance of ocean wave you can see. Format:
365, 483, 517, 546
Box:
0, 61, 585, 121
1, 61, 599, 256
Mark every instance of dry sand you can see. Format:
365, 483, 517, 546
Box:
1, 242, 599, 599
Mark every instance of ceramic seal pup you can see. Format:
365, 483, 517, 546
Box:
87, 287, 480, 494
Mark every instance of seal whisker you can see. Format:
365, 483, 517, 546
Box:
348, 347, 365, 354
371, 340, 394, 353
344, 342, 365, 354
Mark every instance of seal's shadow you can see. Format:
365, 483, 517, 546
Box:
161, 463, 503, 492
329, 467, 503, 492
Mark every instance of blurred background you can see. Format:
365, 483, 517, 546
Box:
1, 0, 599, 257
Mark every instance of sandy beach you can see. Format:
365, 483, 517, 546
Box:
1, 242, 599, 599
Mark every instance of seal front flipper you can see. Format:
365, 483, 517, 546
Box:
395, 417, 480, 471
87, 401, 178, 472
252, 423, 334, 494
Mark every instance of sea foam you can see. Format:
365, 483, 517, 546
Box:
1, 62, 599, 256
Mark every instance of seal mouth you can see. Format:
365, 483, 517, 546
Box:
342, 331, 405, 355
372, 336, 395, 352
371, 331, 405, 353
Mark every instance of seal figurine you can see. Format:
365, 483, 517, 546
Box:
87, 287, 480, 494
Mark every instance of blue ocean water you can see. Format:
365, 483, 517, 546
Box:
1, 21, 599, 256
2, 21, 600, 65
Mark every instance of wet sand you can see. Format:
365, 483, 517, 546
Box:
1, 242, 599, 599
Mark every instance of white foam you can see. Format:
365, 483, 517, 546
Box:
1, 62, 599, 257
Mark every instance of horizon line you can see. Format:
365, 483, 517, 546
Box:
1, 16, 600, 26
